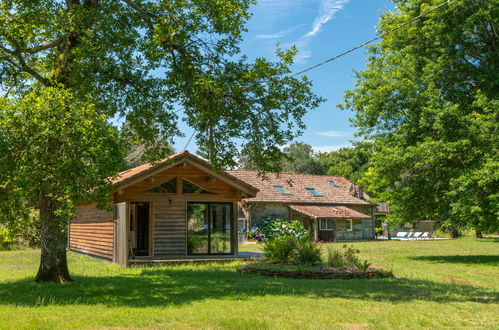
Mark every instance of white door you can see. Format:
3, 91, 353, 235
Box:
113, 202, 129, 267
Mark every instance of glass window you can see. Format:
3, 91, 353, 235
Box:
347, 219, 353, 231
328, 180, 340, 187
273, 185, 292, 195
183, 180, 210, 194
320, 218, 334, 230
187, 202, 233, 255
305, 187, 323, 196
147, 178, 177, 193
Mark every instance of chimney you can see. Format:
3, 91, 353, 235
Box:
358, 186, 364, 200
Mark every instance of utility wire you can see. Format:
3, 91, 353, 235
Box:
182, 130, 196, 151
290, 0, 452, 77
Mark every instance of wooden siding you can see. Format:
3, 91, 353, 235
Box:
70, 204, 114, 259
114, 162, 241, 257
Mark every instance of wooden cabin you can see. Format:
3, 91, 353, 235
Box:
68, 151, 259, 267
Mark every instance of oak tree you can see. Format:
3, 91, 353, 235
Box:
0, 0, 321, 282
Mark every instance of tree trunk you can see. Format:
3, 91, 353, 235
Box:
35, 194, 72, 283
475, 229, 483, 238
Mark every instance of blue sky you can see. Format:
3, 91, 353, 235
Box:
175, 0, 395, 153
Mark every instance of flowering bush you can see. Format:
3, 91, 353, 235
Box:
251, 218, 310, 242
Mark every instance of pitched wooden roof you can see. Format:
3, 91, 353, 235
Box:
226, 170, 370, 205
289, 205, 370, 219
111, 151, 259, 196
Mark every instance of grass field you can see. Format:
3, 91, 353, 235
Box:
0, 239, 498, 329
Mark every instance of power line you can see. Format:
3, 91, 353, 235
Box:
290, 0, 452, 77
182, 130, 195, 151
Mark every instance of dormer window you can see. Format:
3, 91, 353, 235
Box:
305, 187, 323, 197
273, 185, 292, 195
328, 180, 340, 187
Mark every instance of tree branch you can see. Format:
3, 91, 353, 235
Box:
121, 0, 154, 31
24, 37, 65, 54
0, 45, 51, 86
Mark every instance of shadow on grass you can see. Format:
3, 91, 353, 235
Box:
410, 255, 499, 265
0, 267, 497, 307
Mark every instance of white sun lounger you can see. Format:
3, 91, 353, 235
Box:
421, 232, 431, 239
396, 232, 408, 239
413, 232, 423, 239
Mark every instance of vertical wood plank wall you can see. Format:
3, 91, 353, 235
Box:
113, 162, 241, 257
69, 204, 114, 259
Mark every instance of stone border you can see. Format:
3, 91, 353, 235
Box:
238, 264, 394, 279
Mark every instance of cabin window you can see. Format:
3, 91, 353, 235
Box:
305, 187, 323, 197
328, 180, 340, 187
183, 179, 210, 194
187, 202, 233, 255
273, 185, 292, 195
320, 218, 334, 231
147, 178, 177, 193
346, 219, 353, 231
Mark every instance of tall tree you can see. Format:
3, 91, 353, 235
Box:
342, 0, 498, 234
0, 0, 321, 282
318, 142, 373, 185
281, 142, 324, 174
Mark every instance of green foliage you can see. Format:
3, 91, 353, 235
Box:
263, 237, 297, 264
342, 0, 499, 232
252, 218, 310, 242
318, 141, 373, 185
0, 87, 123, 225
325, 244, 371, 271
293, 241, 322, 265
0, 226, 14, 248
281, 142, 324, 174
354, 259, 372, 273
4, 209, 41, 247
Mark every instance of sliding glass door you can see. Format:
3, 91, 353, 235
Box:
187, 202, 233, 255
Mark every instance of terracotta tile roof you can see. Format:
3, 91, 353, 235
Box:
226, 170, 370, 205
110, 151, 187, 185
289, 205, 370, 219
110, 151, 259, 196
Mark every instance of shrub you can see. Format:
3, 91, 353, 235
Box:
252, 218, 310, 242
342, 245, 360, 266
325, 245, 361, 268
264, 237, 297, 264
0, 226, 15, 248
325, 247, 346, 267
354, 259, 372, 272
293, 241, 322, 265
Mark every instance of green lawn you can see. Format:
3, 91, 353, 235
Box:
0, 239, 498, 329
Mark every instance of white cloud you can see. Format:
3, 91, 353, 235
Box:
317, 131, 349, 137
255, 24, 305, 40
312, 144, 352, 153
304, 0, 350, 38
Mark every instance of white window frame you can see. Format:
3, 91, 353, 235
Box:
319, 218, 334, 231
346, 219, 353, 231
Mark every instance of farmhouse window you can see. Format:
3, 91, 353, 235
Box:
346, 219, 353, 231
320, 218, 334, 231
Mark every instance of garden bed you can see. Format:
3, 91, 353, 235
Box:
238, 263, 394, 279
